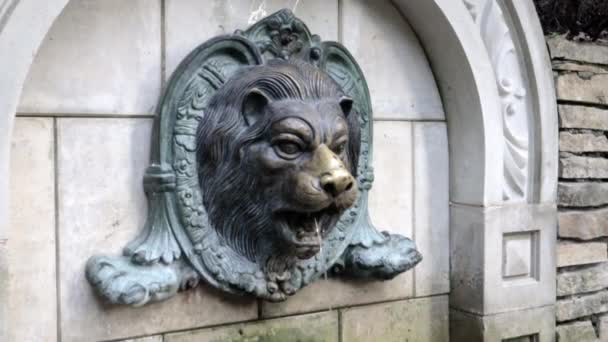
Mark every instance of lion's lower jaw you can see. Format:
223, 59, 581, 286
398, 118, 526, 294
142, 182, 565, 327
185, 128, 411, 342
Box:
261, 229, 334, 301
276, 223, 322, 255
274, 206, 343, 252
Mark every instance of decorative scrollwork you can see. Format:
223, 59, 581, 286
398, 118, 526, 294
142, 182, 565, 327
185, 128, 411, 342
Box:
463, 0, 531, 202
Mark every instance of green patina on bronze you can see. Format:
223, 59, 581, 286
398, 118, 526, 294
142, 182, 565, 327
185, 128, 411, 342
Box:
85, 9, 421, 306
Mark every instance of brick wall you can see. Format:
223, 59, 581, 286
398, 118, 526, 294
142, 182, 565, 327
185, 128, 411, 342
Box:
549, 36, 608, 341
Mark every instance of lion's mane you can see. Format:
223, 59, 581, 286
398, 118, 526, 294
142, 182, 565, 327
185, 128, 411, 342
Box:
196, 59, 360, 264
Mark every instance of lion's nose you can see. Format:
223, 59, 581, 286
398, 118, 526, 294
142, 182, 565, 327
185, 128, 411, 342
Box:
320, 170, 354, 197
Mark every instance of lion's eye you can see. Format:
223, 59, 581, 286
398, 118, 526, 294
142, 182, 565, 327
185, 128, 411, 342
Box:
279, 143, 300, 154
275, 141, 302, 158
334, 143, 346, 155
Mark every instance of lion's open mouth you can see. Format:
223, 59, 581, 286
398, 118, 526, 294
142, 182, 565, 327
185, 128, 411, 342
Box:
275, 205, 341, 259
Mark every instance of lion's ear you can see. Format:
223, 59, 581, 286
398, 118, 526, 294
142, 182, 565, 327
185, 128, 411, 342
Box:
339, 96, 354, 118
242, 88, 271, 126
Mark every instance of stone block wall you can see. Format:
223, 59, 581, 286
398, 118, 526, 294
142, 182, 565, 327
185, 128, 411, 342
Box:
549, 36, 608, 341
7, 1, 449, 341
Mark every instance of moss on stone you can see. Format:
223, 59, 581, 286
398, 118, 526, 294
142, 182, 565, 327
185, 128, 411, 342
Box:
165, 312, 338, 342
209, 326, 332, 342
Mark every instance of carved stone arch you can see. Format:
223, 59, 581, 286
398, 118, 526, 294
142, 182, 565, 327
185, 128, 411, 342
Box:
0, 1, 557, 340
392, 0, 557, 206
393, 0, 558, 339
0, 1, 71, 339
395, 0, 505, 206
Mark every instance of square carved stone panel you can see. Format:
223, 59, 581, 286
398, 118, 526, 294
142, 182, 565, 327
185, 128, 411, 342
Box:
502, 231, 540, 282
450, 204, 556, 315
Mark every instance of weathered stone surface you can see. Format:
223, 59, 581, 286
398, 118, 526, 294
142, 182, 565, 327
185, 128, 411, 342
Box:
451, 306, 556, 341
556, 321, 599, 342
261, 273, 412, 318
597, 314, 608, 340
121, 336, 162, 342
341, 0, 444, 120
165, 0, 338, 78
503, 335, 536, 342
57, 118, 256, 342
18, 0, 161, 115
558, 263, 608, 296
369, 121, 413, 237
560, 105, 608, 131
548, 35, 608, 66
557, 242, 607, 268
340, 296, 448, 342
557, 290, 608, 322
559, 182, 608, 207
165, 311, 338, 342
449, 205, 486, 315
8, 118, 56, 342
553, 61, 608, 73
559, 155, 608, 179
413, 122, 449, 296
559, 208, 608, 239
560, 131, 608, 152
556, 73, 608, 105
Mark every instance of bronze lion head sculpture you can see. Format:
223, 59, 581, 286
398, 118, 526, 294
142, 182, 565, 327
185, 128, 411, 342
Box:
85, 10, 422, 306
196, 59, 360, 272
